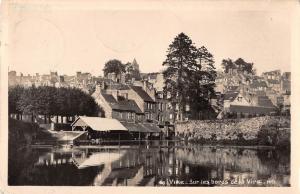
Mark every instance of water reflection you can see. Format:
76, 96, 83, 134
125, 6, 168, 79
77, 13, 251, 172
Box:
8, 144, 290, 186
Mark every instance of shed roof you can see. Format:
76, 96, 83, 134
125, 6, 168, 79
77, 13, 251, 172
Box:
71, 116, 128, 131
73, 151, 126, 169
121, 122, 162, 133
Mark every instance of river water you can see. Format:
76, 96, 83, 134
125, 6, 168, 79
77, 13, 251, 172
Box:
8, 142, 290, 186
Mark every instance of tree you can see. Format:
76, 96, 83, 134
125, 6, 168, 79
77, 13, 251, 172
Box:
162, 32, 216, 121
11, 86, 101, 123
125, 59, 141, 82
221, 58, 235, 73
103, 59, 126, 77
8, 86, 25, 119
235, 58, 254, 74
221, 57, 255, 74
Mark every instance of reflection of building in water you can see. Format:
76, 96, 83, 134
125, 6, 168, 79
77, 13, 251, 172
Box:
33, 146, 289, 186
35, 150, 75, 166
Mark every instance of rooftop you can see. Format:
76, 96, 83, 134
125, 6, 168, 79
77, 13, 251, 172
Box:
224, 92, 239, 101
71, 116, 128, 131
130, 86, 155, 102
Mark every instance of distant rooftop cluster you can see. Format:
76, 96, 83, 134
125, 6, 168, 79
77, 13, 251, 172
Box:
8, 62, 291, 124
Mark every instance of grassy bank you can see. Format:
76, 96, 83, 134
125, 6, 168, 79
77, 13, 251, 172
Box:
9, 118, 56, 149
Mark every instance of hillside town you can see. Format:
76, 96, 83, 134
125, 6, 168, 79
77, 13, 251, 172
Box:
8, 57, 291, 138
6, 0, 293, 185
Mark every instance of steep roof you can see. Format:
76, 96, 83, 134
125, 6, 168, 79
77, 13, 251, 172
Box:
130, 86, 155, 102
102, 93, 118, 104
226, 86, 239, 92
121, 122, 162, 133
257, 96, 275, 107
224, 92, 239, 101
113, 100, 143, 114
102, 93, 142, 113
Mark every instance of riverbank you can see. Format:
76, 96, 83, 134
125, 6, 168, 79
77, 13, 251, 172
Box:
175, 116, 290, 149
9, 118, 57, 149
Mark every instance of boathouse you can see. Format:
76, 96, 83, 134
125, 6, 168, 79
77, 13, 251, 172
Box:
71, 116, 162, 141
71, 116, 128, 140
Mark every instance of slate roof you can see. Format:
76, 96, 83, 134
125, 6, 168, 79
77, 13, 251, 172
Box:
130, 86, 155, 102
257, 96, 275, 107
121, 122, 162, 133
224, 92, 239, 101
102, 93, 118, 104
102, 93, 142, 113
226, 86, 239, 92
114, 100, 143, 114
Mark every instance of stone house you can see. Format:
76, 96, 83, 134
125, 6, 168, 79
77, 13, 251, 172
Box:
92, 87, 144, 123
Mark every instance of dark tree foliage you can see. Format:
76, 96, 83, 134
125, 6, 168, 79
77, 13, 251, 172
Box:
221, 58, 235, 73
8, 85, 25, 115
235, 58, 254, 74
125, 61, 141, 81
221, 58, 255, 74
162, 32, 216, 121
103, 59, 126, 76
9, 86, 101, 122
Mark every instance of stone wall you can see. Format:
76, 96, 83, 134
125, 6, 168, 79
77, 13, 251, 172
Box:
175, 116, 290, 142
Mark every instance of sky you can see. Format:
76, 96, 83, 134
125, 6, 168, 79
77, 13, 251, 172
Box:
5, 0, 293, 76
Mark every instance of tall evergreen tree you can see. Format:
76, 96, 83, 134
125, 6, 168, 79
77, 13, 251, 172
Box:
162, 33, 216, 121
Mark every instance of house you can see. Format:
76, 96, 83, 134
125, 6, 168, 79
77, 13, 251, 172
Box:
92, 86, 144, 123
262, 70, 281, 81
223, 91, 252, 111
266, 79, 281, 92
249, 80, 268, 93
128, 86, 156, 123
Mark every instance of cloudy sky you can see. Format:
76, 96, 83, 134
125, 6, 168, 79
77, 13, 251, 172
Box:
5, 0, 294, 76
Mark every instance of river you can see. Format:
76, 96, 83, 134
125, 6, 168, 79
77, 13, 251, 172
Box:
8, 142, 290, 186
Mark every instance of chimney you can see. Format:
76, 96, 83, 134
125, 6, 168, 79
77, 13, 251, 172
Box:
143, 80, 147, 91
95, 84, 101, 93
76, 71, 81, 78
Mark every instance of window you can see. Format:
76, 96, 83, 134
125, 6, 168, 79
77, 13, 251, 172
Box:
119, 112, 123, 119
170, 114, 173, 119
185, 104, 190, 111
